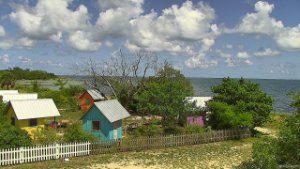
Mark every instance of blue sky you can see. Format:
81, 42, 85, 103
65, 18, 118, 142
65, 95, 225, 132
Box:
0, 0, 300, 79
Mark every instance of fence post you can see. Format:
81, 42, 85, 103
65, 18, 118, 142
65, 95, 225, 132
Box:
55, 144, 60, 159
87, 142, 90, 155
19, 147, 24, 164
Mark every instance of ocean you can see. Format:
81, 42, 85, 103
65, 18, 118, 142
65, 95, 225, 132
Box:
190, 78, 300, 113
17, 77, 300, 113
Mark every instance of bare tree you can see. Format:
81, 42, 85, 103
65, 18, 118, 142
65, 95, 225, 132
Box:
77, 49, 159, 109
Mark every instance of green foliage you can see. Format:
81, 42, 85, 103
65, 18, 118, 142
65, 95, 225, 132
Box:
33, 128, 63, 145
238, 93, 300, 168
276, 114, 300, 165
0, 120, 32, 149
183, 125, 205, 134
131, 124, 163, 137
63, 122, 97, 142
0, 67, 56, 80
237, 137, 279, 169
163, 126, 183, 135
0, 72, 16, 89
208, 101, 253, 129
208, 77, 273, 128
54, 78, 68, 90
135, 64, 194, 128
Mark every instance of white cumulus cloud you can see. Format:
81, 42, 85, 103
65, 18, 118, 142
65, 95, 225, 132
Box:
0, 25, 5, 37
9, 0, 90, 42
253, 48, 280, 56
237, 52, 250, 59
232, 1, 300, 51
0, 40, 14, 50
68, 31, 101, 52
0, 54, 9, 63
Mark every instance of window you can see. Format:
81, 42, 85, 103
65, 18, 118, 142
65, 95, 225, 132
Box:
113, 121, 118, 129
92, 121, 100, 131
11, 117, 15, 126
29, 119, 38, 127
85, 98, 90, 104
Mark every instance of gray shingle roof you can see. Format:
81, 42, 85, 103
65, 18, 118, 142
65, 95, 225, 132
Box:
87, 89, 105, 100
94, 99, 130, 123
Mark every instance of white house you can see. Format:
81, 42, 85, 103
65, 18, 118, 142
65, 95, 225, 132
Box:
186, 96, 212, 108
0, 90, 18, 96
1, 93, 38, 103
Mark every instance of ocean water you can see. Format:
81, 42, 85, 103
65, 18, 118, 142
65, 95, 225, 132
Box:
17, 77, 300, 113
190, 78, 300, 113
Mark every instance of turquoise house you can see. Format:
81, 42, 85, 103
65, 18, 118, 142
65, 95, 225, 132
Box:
81, 99, 130, 140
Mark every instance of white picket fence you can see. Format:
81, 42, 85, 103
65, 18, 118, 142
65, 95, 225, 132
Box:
0, 142, 90, 166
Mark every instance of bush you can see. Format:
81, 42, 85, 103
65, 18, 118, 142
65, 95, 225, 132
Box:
0, 121, 32, 149
63, 122, 97, 142
163, 126, 182, 135
208, 101, 253, 129
183, 125, 205, 134
237, 137, 279, 169
131, 124, 163, 137
32, 128, 63, 144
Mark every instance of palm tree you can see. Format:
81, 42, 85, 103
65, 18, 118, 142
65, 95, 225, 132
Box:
0, 73, 16, 89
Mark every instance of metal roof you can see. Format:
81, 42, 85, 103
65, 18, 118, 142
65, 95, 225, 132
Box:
0, 90, 18, 96
10, 99, 60, 120
94, 99, 130, 123
186, 97, 212, 108
2, 93, 38, 103
87, 89, 105, 100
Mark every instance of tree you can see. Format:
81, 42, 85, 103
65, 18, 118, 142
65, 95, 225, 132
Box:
208, 77, 273, 129
207, 101, 253, 129
237, 92, 300, 169
54, 78, 68, 90
0, 72, 16, 89
77, 49, 158, 111
134, 64, 194, 128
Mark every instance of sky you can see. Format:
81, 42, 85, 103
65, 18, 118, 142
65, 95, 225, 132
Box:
0, 0, 300, 79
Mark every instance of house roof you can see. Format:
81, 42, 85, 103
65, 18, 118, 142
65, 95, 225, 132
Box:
80, 89, 105, 101
9, 99, 60, 120
93, 99, 130, 123
2, 93, 38, 103
0, 90, 18, 96
186, 97, 212, 108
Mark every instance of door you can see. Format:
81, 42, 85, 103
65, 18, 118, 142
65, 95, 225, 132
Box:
113, 121, 118, 139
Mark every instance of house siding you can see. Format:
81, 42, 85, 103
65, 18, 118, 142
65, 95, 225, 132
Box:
6, 106, 45, 136
82, 106, 123, 140
79, 92, 95, 111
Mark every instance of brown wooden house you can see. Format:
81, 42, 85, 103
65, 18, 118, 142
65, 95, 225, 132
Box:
79, 89, 105, 110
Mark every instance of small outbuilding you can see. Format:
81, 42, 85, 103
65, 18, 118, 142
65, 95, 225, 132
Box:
79, 89, 105, 110
1, 93, 38, 103
186, 96, 212, 126
6, 99, 60, 136
81, 99, 130, 140
0, 90, 18, 96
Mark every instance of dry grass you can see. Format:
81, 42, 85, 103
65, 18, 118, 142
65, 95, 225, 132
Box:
3, 138, 255, 169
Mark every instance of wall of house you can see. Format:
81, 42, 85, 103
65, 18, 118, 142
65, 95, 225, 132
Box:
79, 92, 94, 111
6, 106, 45, 136
82, 106, 123, 140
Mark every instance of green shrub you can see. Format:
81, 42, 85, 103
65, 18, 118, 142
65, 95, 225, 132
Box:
183, 125, 205, 134
0, 121, 32, 149
131, 124, 163, 137
236, 137, 278, 169
163, 126, 182, 135
33, 128, 63, 144
63, 122, 97, 142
